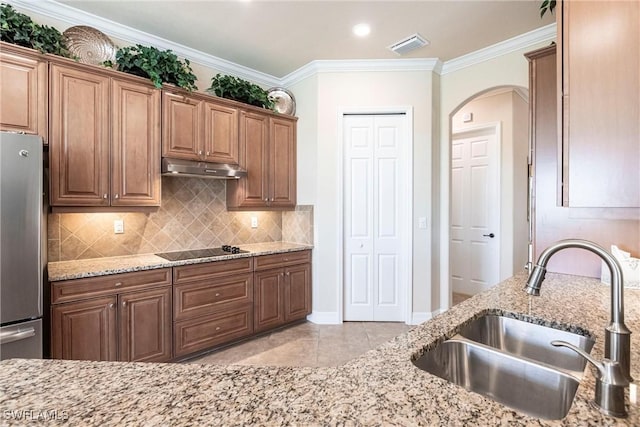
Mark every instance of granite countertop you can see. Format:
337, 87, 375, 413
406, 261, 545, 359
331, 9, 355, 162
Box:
1, 272, 638, 425
47, 242, 314, 282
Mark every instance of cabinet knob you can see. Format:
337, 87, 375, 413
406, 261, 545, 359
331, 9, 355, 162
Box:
114, 282, 122, 287
103, 194, 108, 199
114, 194, 119, 199
286, 272, 290, 276
215, 326, 221, 331
215, 292, 221, 297
108, 303, 115, 309
122, 301, 127, 307
206, 151, 210, 156
199, 150, 203, 156
270, 198, 274, 202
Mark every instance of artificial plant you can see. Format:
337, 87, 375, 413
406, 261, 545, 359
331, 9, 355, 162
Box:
207, 73, 274, 110
105, 44, 198, 91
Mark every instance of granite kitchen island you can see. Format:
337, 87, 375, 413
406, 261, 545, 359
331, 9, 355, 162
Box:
1, 272, 638, 426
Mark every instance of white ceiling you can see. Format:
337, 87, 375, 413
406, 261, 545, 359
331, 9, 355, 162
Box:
51, 0, 554, 78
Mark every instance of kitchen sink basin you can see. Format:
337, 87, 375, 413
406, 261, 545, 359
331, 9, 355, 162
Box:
413, 338, 581, 420
412, 314, 596, 419
457, 314, 595, 376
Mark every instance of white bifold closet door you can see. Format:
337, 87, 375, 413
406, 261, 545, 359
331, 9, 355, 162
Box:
343, 114, 408, 321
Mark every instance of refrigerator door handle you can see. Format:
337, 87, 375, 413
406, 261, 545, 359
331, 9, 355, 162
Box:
0, 327, 36, 344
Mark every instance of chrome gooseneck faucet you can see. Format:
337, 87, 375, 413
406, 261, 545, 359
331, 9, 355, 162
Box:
526, 239, 632, 382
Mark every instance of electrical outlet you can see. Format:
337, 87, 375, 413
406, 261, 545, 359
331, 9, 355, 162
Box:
114, 219, 124, 234
251, 216, 258, 228
418, 217, 427, 229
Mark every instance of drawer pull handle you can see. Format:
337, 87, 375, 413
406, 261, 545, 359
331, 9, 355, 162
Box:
215, 327, 221, 331
114, 282, 122, 286
215, 293, 221, 297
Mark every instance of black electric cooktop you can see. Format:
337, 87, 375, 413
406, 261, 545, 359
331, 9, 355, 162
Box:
155, 246, 248, 261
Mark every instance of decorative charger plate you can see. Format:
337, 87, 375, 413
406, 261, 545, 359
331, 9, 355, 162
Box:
267, 87, 296, 115
63, 25, 117, 65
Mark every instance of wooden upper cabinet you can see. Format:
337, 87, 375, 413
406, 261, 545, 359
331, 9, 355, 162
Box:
269, 116, 296, 208
49, 64, 110, 206
0, 43, 48, 142
49, 62, 161, 207
558, 0, 640, 207
111, 79, 161, 206
227, 111, 296, 210
162, 91, 201, 159
162, 90, 239, 164
203, 101, 238, 163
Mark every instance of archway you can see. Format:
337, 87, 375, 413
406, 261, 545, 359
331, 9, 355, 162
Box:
448, 85, 530, 305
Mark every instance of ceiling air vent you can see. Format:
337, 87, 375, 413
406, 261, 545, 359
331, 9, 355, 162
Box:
388, 33, 429, 55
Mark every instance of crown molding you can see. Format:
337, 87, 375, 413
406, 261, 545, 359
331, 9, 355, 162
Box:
281, 58, 442, 87
8, 0, 555, 87
7, 0, 281, 87
440, 23, 556, 75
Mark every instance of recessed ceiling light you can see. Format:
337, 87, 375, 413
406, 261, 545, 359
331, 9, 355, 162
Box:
353, 23, 371, 37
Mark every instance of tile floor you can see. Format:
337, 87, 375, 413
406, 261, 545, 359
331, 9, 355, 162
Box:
187, 293, 473, 368
187, 321, 412, 367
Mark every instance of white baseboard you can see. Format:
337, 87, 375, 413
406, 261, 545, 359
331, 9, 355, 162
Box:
307, 311, 341, 324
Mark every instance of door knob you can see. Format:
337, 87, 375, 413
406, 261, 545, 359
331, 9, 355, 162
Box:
483, 233, 495, 238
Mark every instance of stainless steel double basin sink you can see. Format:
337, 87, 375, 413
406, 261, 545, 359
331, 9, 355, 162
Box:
412, 313, 595, 420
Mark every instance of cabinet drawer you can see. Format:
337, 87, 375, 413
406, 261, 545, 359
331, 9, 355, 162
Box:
173, 257, 253, 284
51, 268, 172, 304
254, 250, 311, 271
174, 273, 253, 321
173, 304, 253, 357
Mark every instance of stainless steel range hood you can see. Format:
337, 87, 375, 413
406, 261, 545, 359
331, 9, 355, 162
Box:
161, 158, 247, 179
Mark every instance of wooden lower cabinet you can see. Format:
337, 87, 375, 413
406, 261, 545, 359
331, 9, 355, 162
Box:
119, 287, 172, 362
51, 296, 117, 361
50, 269, 172, 362
172, 259, 254, 359
254, 253, 312, 333
173, 304, 253, 358
254, 269, 285, 332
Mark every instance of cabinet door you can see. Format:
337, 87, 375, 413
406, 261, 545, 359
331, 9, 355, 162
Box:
0, 49, 47, 141
162, 91, 201, 160
50, 64, 110, 206
254, 268, 284, 332
559, 0, 640, 207
269, 116, 296, 208
51, 296, 117, 361
119, 287, 172, 362
111, 79, 161, 206
227, 111, 269, 208
203, 101, 238, 164
284, 263, 311, 322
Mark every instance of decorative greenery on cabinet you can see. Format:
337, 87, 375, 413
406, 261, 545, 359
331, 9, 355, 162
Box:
105, 44, 198, 91
0, 3, 71, 57
539, 0, 557, 17
207, 73, 274, 110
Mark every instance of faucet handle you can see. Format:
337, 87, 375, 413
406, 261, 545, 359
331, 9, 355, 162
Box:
551, 340, 629, 418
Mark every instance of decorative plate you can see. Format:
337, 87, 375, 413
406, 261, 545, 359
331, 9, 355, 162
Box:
63, 25, 117, 66
267, 87, 296, 115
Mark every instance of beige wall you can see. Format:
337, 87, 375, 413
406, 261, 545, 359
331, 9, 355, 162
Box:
438, 40, 553, 309
451, 89, 529, 290
297, 70, 436, 320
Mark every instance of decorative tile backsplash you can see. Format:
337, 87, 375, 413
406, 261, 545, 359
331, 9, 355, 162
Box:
48, 177, 313, 262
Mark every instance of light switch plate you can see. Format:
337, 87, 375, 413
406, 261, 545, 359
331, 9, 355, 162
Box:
114, 219, 124, 234
251, 216, 258, 228
418, 217, 427, 229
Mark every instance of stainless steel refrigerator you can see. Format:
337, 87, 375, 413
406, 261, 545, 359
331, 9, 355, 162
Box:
0, 132, 46, 360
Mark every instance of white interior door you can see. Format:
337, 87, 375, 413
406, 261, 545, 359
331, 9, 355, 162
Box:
450, 126, 500, 295
344, 114, 408, 321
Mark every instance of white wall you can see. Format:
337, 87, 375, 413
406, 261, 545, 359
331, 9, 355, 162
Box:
438, 40, 553, 310
298, 70, 435, 322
